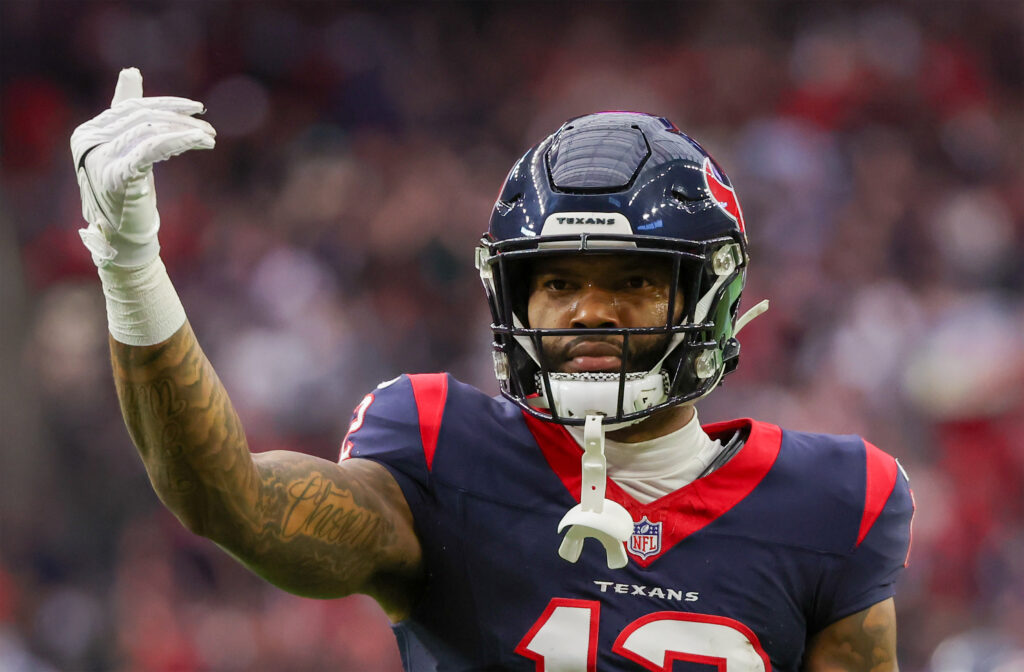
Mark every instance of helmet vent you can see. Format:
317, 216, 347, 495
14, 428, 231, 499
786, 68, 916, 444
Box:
495, 192, 523, 215
547, 122, 650, 193
671, 186, 702, 203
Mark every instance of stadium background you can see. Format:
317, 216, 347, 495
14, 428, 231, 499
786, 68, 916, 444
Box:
2, 1, 1022, 670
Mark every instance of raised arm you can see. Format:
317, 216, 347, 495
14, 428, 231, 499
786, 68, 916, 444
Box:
111, 323, 422, 619
72, 68, 422, 621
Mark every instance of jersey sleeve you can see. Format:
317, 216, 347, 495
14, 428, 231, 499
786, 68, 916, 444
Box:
338, 374, 437, 515
811, 444, 914, 632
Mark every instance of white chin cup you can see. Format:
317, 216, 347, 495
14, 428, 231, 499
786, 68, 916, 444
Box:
536, 370, 669, 425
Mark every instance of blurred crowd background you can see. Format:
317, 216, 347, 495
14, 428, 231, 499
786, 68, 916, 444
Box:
2, 1, 1022, 670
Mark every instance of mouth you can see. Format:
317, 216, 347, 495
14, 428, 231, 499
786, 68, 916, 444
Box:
562, 340, 623, 373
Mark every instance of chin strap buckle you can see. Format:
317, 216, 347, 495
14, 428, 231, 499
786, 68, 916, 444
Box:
557, 415, 634, 569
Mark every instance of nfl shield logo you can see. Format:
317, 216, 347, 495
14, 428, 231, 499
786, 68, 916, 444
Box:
629, 516, 662, 559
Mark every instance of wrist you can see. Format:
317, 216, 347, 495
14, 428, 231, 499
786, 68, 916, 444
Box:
98, 256, 186, 346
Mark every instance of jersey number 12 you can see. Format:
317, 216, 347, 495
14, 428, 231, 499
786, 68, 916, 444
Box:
516, 598, 771, 671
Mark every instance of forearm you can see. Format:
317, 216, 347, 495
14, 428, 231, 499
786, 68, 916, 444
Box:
110, 321, 260, 538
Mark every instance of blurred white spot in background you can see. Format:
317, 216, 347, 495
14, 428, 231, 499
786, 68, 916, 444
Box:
248, 246, 337, 325
903, 297, 1023, 419
33, 587, 102, 667
827, 280, 924, 397
28, 284, 106, 400
933, 189, 1015, 282
931, 629, 1024, 672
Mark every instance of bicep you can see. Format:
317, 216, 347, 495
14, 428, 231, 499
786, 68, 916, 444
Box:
223, 452, 422, 618
803, 598, 898, 672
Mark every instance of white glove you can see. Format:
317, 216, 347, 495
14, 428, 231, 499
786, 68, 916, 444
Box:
71, 68, 216, 269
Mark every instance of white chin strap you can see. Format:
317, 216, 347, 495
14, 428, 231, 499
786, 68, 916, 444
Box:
534, 370, 670, 430
557, 415, 634, 569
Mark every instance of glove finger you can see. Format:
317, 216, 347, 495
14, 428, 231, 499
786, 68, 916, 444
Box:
105, 114, 216, 157
111, 67, 143, 105
122, 129, 215, 181
81, 96, 207, 136
119, 118, 215, 148
71, 97, 211, 165
113, 96, 207, 117
84, 108, 215, 153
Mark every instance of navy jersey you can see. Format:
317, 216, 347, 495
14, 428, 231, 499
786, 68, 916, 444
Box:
342, 374, 914, 672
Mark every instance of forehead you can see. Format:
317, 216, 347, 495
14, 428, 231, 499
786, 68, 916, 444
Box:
528, 253, 672, 278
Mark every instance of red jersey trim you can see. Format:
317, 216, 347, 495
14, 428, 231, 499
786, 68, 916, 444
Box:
522, 415, 782, 567
408, 373, 449, 472
857, 440, 899, 547
905, 487, 916, 567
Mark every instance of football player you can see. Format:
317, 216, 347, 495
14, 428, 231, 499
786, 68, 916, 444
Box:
73, 68, 913, 671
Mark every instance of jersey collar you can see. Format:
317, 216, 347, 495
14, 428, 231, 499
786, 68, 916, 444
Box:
522, 415, 782, 567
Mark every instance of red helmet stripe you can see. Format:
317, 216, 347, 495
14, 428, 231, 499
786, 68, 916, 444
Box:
703, 157, 746, 233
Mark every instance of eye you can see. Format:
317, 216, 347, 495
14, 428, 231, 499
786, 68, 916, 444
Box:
545, 278, 571, 291
624, 275, 652, 289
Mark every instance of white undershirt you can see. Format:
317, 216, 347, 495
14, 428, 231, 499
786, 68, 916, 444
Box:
566, 410, 725, 504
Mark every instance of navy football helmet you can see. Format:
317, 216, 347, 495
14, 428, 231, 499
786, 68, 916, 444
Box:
476, 112, 764, 426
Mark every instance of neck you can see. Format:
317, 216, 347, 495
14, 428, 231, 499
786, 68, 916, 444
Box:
606, 403, 695, 443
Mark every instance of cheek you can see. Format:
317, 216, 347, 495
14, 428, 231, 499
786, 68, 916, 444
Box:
634, 296, 671, 326
528, 293, 570, 329
526, 293, 546, 328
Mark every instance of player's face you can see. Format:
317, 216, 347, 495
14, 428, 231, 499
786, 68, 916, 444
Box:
526, 254, 681, 374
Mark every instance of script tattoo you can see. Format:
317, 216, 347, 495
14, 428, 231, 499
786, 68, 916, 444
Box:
110, 323, 420, 605
282, 475, 390, 545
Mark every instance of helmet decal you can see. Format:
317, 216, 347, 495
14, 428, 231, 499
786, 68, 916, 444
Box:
702, 157, 746, 234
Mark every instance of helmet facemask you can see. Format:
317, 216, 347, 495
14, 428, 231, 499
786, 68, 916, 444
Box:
477, 232, 748, 427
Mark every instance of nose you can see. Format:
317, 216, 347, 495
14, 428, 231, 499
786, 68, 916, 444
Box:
570, 285, 619, 329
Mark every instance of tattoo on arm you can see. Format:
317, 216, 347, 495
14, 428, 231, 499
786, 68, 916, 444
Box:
804, 598, 898, 672
110, 324, 421, 606
281, 474, 387, 544
245, 454, 420, 602
112, 324, 259, 524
